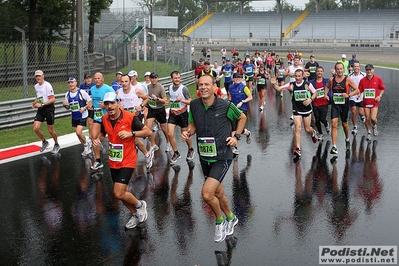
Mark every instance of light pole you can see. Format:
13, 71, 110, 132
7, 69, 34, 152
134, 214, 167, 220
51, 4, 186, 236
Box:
280, 0, 284, 46
14, 26, 28, 98
122, 30, 132, 71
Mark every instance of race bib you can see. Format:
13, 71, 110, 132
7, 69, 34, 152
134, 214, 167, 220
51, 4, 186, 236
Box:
108, 143, 123, 162
258, 78, 266, 85
294, 90, 307, 101
333, 93, 345, 104
246, 67, 252, 73
225, 71, 231, 77
198, 137, 217, 157
316, 88, 325, 98
94, 108, 103, 119
148, 99, 157, 108
169, 101, 181, 110
125, 106, 135, 114
278, 73, 284, 78
69, 101, 80, 112
37, 97, 44, 104
364, 88, 376, 99
309, 66, 316, 73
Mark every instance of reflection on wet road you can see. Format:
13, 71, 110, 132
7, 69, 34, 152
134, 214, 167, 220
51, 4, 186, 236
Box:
0, 63, 398, 265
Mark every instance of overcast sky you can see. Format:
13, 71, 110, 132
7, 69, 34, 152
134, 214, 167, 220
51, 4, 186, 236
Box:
110, 0, 308, 11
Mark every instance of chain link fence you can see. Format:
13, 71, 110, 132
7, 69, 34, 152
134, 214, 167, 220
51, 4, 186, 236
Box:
0, 34, 192, 102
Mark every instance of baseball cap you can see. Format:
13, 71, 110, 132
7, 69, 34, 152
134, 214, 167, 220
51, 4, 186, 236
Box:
352, 54, 356, 58
310, 54, 315, 58
144, 71, 151, 76
233, 73, 243, 79
226, 57, 231, 61
67, 78, 76, 83
116, 71, 123, 75
149, 72, 159, 78
204, 61, 211, 65
103, 92, 118, 103
35, 70, 43, 76
128, 70, 138, 77
199, 58, 205, 62
341, 54, 346, 58
365, 64, 374, 70
84, 73, 91, 79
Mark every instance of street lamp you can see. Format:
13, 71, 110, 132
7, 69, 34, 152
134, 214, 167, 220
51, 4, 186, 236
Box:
14, 26, 28, 98
122, 30, 132, 71
280, 0, 284, 46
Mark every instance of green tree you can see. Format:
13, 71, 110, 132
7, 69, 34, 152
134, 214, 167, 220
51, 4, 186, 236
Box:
273, 1, 302, 12
87, 0, 113, 53
209, 1, 253, 12
305, 0, 339, 11
150, 0, 205, 29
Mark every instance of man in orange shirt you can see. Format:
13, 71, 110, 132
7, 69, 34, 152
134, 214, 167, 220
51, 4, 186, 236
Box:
92, 91, 152, 230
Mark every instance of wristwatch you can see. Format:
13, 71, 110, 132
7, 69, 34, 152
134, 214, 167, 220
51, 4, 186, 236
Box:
131, 131, 136, 137
234, 134, 241, 140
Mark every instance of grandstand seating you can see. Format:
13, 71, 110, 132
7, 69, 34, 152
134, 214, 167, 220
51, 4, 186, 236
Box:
188, 11, 303, 39
295, 9, 399, 39
187, 9, 399, 40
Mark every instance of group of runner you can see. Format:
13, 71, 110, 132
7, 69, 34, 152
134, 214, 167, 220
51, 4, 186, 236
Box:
30, 48, 385, 244
198, 48, 385, 160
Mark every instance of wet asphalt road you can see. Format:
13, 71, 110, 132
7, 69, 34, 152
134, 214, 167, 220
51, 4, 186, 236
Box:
0, 62, 398, 265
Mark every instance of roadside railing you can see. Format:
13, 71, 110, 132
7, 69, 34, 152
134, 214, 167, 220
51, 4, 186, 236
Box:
0, 70, 195, 130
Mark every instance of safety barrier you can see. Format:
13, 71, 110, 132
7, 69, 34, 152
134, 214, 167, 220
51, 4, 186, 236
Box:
0, 70, 195, 130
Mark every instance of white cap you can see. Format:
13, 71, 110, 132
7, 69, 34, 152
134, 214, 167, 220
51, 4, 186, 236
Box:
103, 92, 118, 103
128, 70, 138, 77
144, 71, 151, 76
341, 54, 346, 58
35, 70, 43, 76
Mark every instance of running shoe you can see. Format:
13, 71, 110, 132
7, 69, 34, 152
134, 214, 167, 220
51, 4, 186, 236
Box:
325, 122, 331, 134
366, 132, 372, 141
81, 148, 92, 157
293, 147, 301, 157
150, 145, 159, 153
290, 115, 294, 120
51, 144, 60, 154
91, 161, 103, 170
318, 134, 324, 142
186, 148, 195, 161
214, 221, 227, 243
259, 106, 264, 113
361, 116, 366, 124
346, 140, 350, 150
226, 215, 238, 236
372, 125, 379, 136
125, 214, 139, 229
232, 147, 239, 156
145, 152, 153, 169
311, 129, 318, 143
351, 126, 358, 135
246, 130, 252, 144
40, 141, 49, 153
170, 151, 181, 164
136, 200, 148, 223
165, 142, 172, 153
330, 146, 338, 155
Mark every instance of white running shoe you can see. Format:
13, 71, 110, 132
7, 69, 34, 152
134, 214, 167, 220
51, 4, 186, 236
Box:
226, 216, 238, 236
136, 200, 148, 223
214, 221, 227, 243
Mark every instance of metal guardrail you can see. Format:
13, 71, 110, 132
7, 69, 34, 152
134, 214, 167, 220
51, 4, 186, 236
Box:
0, 70, 195, 130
